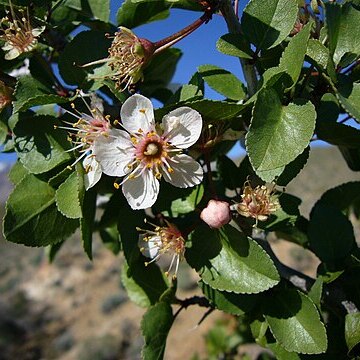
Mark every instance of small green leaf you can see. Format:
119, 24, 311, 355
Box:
141, 301, 174, 360
317, 93, 340, 123
55, 171, 82, 219
345, 312, 360, 356
308, 277, 323, 309
100, 224, 121, 255
170, 185, 204, 216
216, 33, 253, 59
117, 0, 170, 28
246, 88, 316, 178
241, 0, 298, 50
306, 39, 329, 69
264, 289, 327, 354
167, 84, 203, 104
8, 160, 29, 185
13, 114, 71, 174
198, 64, 246, 100
336, 81, 360, 123
317, 121, 360, 147
13, 75, 69, 113
308, 203, 355, 264
200, 281, 258, 315
3, 174, 78, 246
186, 224, 280, 294
87, 0, 110, 21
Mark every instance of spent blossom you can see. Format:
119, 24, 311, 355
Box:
0, 4, 44, 60
0, 80, 13, 111
200, 199, 231, 229
138, 220, 186, 279
57, 93, 111, 190
93, 94, 203, 210
81, 27, 155, 91
235, 181, 280, 225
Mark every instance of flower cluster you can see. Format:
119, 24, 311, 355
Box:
93, 94, 203, 210
235, 181, 280, 225
0, 5, 44, 60
138, 220, 186, 279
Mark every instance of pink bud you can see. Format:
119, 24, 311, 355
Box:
200, 200, 231, 229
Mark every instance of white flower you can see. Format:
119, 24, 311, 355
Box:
94, 94, 203, 210
57, 93, 111, 190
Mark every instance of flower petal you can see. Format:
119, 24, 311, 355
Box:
93, 128, 133, 177
139, 234, 161, 259
120, 94, 155, 134
83, 155, 102, 190
122, 169, 159, 210
163, 154, 203, 188
162, 107, 202, 149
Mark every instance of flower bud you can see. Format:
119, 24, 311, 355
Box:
200, 199, 231, 229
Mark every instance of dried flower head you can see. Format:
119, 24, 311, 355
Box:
81, 27, 155, 91
0, 3, 44, 60
138, 220, 186, 279
235, 181, 280, 225
0, 80, 13, 111
56, 92, 112, 190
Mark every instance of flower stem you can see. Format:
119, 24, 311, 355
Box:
153, 11, 213, 54
219, 0, 258, 97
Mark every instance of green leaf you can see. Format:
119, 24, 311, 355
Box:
326, 3, 360, 66
339, 146, 360, 171
55, 171, 82, 219
241, 0, 298, 50
277, 23, 311, 85
246, 88, 316, 178
140, 48, 182, 96
317, 93, 340, 123
58, 30, 111, 86
308, 203, 355, 264
3, 174, 78, 246
216, 33, 253, 59
87, 0, 110, 21
317, 121, 360, 148
186, 224, 280, 294
267, 342, 301, 360
8, 160, 29, 185
169, 185, 204, 216
336, 80, 360, 122
264, 289, 327, 354
167, 84, 203, 104
100, 224, 121, 255
141, 301, 174, 360
117, 0, 170, 28
345, 312, 360, 356
13, 114, 71, 174
198, 64, 246, 100
200, 281, 258, 315
80, 188, 96, 260
306, 39, 329, 70
13, 76, 69, 113
308, 277, 323, 309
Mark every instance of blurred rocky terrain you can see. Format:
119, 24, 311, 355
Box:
0, 145, 359, 360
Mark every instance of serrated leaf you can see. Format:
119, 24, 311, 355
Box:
87, 0, 110, 21
246, 88, 315, 178
141, 301, 173, 360
55, 171, 82, 219
345, 312, 360, 356
326, 3, 360, 66
264, 289, 327, 354
336, 81, 360, 122
80, 188, 96, 260
277, 23, 311, 85
13, 114, 71, 174
308, 203, 355, 264
216, 33, 253, 59
306, 39, 329, 69
117, 0, 170, 28
198, 64, 246, 100
200, 281, 258, 315
58, 30, 111, 86
241, 0, 298, 50
8, 160, 29, 185
317, 121, 360, 147
3, 174, 78, 246
186, 224, 280, 294
13, 75, 69, 113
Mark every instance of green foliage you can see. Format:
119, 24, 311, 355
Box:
2, 0, 360, 357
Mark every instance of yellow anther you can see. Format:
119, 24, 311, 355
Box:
53, 125, 58, 129
144, 262, 149, 267
139, 109, 146, 114
91, 108, 96, 113
113, 182, 120, 189
114, 119, 119, 125
66, 165, 72, 170
167, 167, 174, 173
70, 103, 75, 109
155, 172, 162, 179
